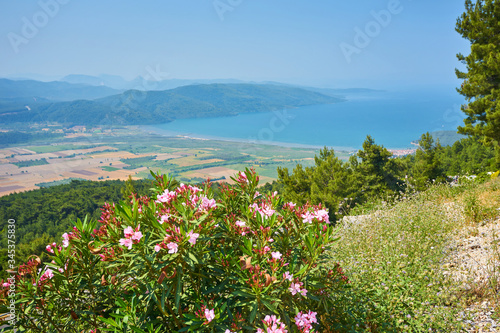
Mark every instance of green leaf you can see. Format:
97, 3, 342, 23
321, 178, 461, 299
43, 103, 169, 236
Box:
261, 298, 278, 313
187, 252, 199, 265
130, 326, 147, 333
248, 301, 258, 323
231, 289, 254, 298
115, 298, 127, 308
175, 266, 182, 312
98, 316, 118, 327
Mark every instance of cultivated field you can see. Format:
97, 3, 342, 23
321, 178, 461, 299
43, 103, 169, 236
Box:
0, 127, 347, 196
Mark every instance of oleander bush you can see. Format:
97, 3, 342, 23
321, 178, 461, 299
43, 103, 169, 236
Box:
1, 169, 354, 332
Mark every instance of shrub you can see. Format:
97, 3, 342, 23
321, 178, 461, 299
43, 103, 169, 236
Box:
2, 169, 349, 332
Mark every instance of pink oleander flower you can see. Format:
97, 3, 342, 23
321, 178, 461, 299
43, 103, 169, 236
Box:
301, 211, 315, 224
289, 282, 301, 295
156, 190, 177, 203
263, 246, 271, 254
188, 185, 202, 194
250, 203, 276, 219
119, 238, 133, 250
154, 244, 162, 252
261, 315, 288, 333
295, 311, 317, 333
289, 282, 307, 297
131, 231, 143, 242
62, 233, 69, 247
167, 242, 178, 254
315, 209, 330, 224
164, 190, 177, 201
187, 231, 199, 245
238, 171, 248, 183
271, 251, 282, 260
124, 226, 134, 238
39, 268, 54, 283
261, 205, 276, 217
199, 196, 217, 211
204, 308, 215, 323
235, 220, 246, 227
159, 214, 169, 224
46, 242, 59, 253
283, 271, 293, 281
2, 282, 9, 288
121, 225, 142, 248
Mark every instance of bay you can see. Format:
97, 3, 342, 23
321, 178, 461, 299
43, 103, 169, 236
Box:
145, 87, 465, 150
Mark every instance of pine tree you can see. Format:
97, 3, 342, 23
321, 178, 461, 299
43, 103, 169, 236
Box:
456, 0, 500, 164
412, 133, 445, 189
356, 135, 399, 196
121, 175, 137, 201
277, 147, 357, 221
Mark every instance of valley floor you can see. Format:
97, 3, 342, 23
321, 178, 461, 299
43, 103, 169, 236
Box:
0, 126, 353, 196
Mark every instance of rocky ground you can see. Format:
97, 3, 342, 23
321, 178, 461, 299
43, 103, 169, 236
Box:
445, 209, 500, 332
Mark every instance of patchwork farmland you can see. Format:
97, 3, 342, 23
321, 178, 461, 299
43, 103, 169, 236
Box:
0, 128, 349, 196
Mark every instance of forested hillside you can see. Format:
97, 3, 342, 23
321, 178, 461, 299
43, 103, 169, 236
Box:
0, 179, 152, 274
269, 134, 496, 222
0, 83, 344, 126
0, 78, 121, 101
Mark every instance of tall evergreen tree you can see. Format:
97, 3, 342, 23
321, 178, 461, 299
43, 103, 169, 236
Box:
356, 135, 399, 197
413, 133, 445, 189
456, 0, 500, 165
277, 147, 357, 221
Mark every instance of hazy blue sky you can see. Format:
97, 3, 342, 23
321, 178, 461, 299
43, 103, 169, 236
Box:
0, 0, 470, 89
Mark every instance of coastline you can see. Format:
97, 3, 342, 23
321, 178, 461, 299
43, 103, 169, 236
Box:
140, 124, 419, 152
139, 125, 358, 152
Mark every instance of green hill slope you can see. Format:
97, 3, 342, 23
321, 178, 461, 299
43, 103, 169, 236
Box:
0, 78, 121, 101
0, 83, 344, 125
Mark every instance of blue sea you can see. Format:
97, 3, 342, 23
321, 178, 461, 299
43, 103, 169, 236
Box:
145, 86, 466, 150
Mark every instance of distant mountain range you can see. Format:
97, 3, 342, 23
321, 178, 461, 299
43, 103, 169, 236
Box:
60, 74, 247, 91
0, 78, 121, 101
0, 78, 348, 126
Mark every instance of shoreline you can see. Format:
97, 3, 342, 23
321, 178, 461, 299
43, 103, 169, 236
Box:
140, 126, 417, 152
140, 126, 359, 152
